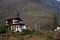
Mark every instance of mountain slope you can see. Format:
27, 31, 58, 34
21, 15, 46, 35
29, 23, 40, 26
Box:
0, 1, 54, 29
2, 0, 60, 30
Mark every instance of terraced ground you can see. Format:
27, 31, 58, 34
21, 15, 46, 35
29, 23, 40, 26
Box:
0, 1, 55, 29
0, 33, 47, 40
0, 32, 60, 40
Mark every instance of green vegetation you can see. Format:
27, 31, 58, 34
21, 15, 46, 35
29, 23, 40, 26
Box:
52, 14, 58, 30
0, 24, 8, 34
45, 32, 53, 40
20, 29, 36, 35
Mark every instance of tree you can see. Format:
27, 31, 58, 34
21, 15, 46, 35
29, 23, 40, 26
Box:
0, 24, 8, 34
52, 14, 58, 30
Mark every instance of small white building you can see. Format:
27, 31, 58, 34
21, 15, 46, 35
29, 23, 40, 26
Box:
55, 26, 60, 32
5, 17, 26, 32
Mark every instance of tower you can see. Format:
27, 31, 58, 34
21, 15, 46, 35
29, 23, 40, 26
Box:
16, 12, 20, 18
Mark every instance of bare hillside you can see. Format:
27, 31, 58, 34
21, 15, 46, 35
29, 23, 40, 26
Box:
0, 1, 54, 29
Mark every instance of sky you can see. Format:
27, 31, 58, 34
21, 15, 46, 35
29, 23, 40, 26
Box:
57, 0, 60, 1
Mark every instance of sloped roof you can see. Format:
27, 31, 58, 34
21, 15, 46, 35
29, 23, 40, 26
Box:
5, 17, 23, 21
11, 24, 25, 26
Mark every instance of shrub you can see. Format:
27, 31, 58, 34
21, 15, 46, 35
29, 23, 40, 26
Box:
0, 24, 8, 34
46, 33, 53, 40
31, 29, 36, 33
21, 29, 35, 35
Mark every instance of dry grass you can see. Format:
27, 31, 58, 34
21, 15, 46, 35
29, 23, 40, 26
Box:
24, 34, 46, 40
0, 33, 48, 40
0, 32, 60, 40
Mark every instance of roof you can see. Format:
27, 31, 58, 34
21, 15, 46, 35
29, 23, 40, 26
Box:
11, 24, 25, 26
5, 17, 23, 21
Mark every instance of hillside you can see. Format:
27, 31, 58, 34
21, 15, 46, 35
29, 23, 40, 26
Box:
1, 0, 60, 30
0, 0, 60, 40
0, 1, 55, 29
